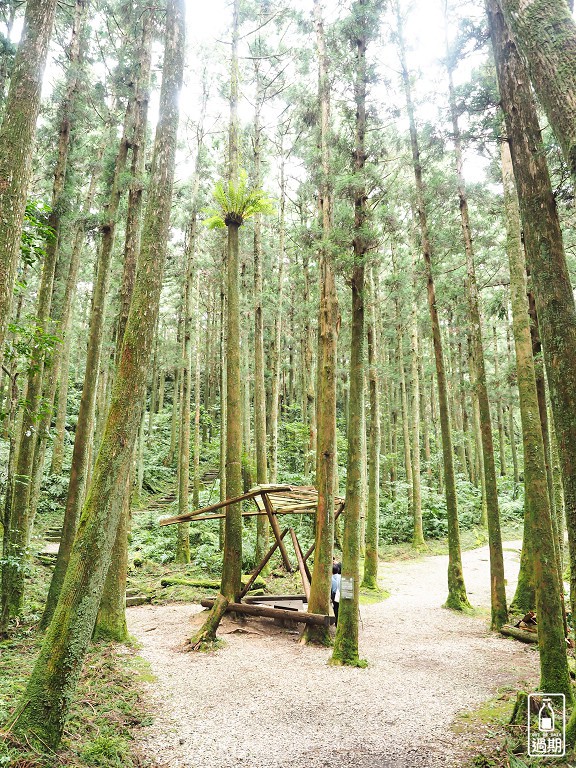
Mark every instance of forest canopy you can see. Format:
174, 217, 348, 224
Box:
2, 0, 576, 764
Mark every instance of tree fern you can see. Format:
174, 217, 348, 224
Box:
204, 170, 274, 229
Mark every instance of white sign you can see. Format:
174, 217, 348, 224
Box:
340, 576, 354, 600
528, 693, 565, 757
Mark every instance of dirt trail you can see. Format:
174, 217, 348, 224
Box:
128, 541, 539, 768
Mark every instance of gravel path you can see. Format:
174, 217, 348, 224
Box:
128, 541, 539, 768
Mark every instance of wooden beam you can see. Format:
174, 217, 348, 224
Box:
243, 594, 307, 603
239, 528, 289, 598
261, 491, 292, 572
159, 485, 292, 526
173, 508, 315, 523
200, 599, 332, 626
290, 528, 311, 601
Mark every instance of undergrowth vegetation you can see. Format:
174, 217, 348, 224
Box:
0, 634, 156, 768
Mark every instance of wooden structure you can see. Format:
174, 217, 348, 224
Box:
160, 485, 344, 626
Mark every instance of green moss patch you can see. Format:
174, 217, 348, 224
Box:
359, 586, 390, 605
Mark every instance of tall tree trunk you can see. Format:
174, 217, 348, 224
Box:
191, 0, 243, 647
506, 325, 520, 486
253, 62, 269, 562
50, 160, 102, 475
397, 323, 413, 501
487, 0, 576, 633
496, 0, 576, 184
10, 0, 185, 746
492, 326, 507, 476
175, 212, 200, 565
501, 138, 572, 699
0, 0, 58, 362
410, 251, 424, 546
26, 0, 87, 521
302, 248, 316, 482
362, 268, 380, 589
93, 11, 154, 641
396, 1, 469, 611
444, 30, 507, 627
332, 0, 371, 665
40, 89, 137, 629
193, 273, 202, 509
269, 142, 286, 484
1, 86, 69, 624
302, 0, 338, 646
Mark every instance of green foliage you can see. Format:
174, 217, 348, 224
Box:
36, 474, 68, 516
20, 200, 55, 267
203, 170, 275, 229
4, 319, 60, 374
379, 477, 524, 545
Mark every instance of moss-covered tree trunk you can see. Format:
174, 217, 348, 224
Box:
332, 1, 372, 663
50, 162, 102, 475
487, 0, 576, 630
7, 0, 184, 746
332, 263, 363, 665
93, 476, 130, 642
362, 268, 380, 589
497, 0, 576, 184
301, 0, 338, 646
27, 0, 87, 523
269, 144, 285, 484
445, 35, 506, 627
0, 0, 58, 363
396, 0, 469, 612
192, 0, 243, 646
410, 251, 424, 546
175, 135, 204, 565
501, 138, 572, 699
93, 11, 154, 641
40, 102, 133, 629
253, 62, 269, 561
0, 0, 87, 621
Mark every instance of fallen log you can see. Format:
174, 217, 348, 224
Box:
200, 599, 332, 626
500, 623, 538, 644
161, 575, 266, 590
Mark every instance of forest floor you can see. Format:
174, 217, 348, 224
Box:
127, 540, 543, 768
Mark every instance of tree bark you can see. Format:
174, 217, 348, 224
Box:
9, 0, 185, 747
332, 0, 371, 664
501, 137, 572, 698
487, 0, 576, 632
302, 0, 338, 646
0, 0, 58, 362
40, 101, 133, 629
497, 0, 576, 184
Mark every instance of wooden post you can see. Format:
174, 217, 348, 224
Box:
261, 491, 293, 572
239, 527, 289, 598
290, 528, 311, 600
